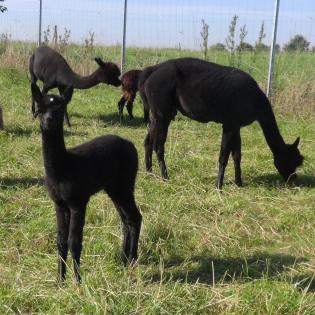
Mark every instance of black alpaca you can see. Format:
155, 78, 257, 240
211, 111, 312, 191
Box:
138, 57, 304, 189
117, 69, 149, 122
29, 45, 121, 127
31, 83, 141, 283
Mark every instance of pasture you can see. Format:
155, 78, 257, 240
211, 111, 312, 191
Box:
0, 44, 314, 314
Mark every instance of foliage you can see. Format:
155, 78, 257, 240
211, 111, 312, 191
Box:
200, 19, 209, 60
283, 35, 310, 52
0, 32, 10, 54
225, 15, 238, 66
42, 25, 71, 53
43, 25, 51, 45
210, 43, 226, 52
236, 24, 248, 67
0, 0, 7, 13
255, 21, 267, 52
84, 31, 95, 56
238, 42, 254, 52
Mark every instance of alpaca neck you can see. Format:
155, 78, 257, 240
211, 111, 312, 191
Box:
70, 70, 101, 89
258, 99, 285, 155
41, 127, 67, 179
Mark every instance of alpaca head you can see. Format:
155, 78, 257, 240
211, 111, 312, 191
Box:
273, 137, 304, 181
94, 57, 121, 87
31, 83, 73, 131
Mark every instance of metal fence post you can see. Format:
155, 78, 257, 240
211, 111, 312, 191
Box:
267, 0, 280, 98
121, 0, 128, 73
38, 0, 42, 46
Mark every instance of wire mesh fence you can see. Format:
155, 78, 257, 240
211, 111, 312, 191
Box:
0, 0, 314, 106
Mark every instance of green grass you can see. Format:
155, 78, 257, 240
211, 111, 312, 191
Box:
0, 49, 314, 314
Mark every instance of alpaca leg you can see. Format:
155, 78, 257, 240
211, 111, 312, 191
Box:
58, 86, 71, 127
216, 129, 234, 189
139, 86, 150, 124
31, 78, 37, 116
126, 93, 136, 120
64, 110, 71, 127
231, 129, 242, 187
111, 192, 142, 265
143, 105, 150, 124
144, 120, 156, 172
55, 202, 70, 282
118, 96, 126, 122
153, 118, 171, 180
68, 206, 86, 283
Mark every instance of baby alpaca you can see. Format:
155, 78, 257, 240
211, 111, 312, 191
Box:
118, 69, 149, 123
31, 83, 141, 283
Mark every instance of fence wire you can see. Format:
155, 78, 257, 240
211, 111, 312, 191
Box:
0, 0, 314, 101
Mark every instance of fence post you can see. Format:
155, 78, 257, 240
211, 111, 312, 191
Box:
267, 0, 280, 98
38, 0, 42, 46
121, 0, 128, 73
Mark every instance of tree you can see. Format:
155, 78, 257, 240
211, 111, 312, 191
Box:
255, 21, 266, 52
283, 35, 310, 52
200, 19, 209, 60
0, 0, 7, 13
237, 42, 254, 52
210, 43, 226, 51
225, 15, 238, 66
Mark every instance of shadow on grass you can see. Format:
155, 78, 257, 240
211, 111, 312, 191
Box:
66, 112, 147, 128
0, 177, 44, 189
98, 113, 146, 128
146, 253, 311, 289
63, 129, 88, 137
254, 173, 315, 188
4, 125, 36, 137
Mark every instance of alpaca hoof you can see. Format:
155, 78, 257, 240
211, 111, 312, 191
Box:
122, 254, 137, 267
215, 179, 223, 191
235, 179, 243, 187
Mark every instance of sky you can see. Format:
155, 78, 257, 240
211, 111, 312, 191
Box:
0, 0, 314, 49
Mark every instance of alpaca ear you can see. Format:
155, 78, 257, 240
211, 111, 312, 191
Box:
293, 137, 300, 148
94, 57, 106, 67
61, 86, 74, 104
31, 83, 43, 103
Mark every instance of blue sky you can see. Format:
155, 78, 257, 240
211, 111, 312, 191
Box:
0, 0, 314, 49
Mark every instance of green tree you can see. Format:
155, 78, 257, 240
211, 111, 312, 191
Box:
225, 15, 238, 66
200, 19, 209, 60
238, 42, 254, 52
210, 43, 226, 51
283, 35, 310, 52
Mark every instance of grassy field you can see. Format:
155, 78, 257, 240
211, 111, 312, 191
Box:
0, 44, 314, 314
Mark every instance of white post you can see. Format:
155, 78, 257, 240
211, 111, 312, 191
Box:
38, 0, 42, 46
121, 0, 127, 73
267, 0, 280, 97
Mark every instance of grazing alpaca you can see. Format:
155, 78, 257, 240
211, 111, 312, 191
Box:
31, 83, 141, 283
138, 58, 304, 189
117, 69, 149, 122
29, 45, 121, 127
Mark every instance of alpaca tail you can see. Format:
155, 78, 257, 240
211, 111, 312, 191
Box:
29, 53, 36, 83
